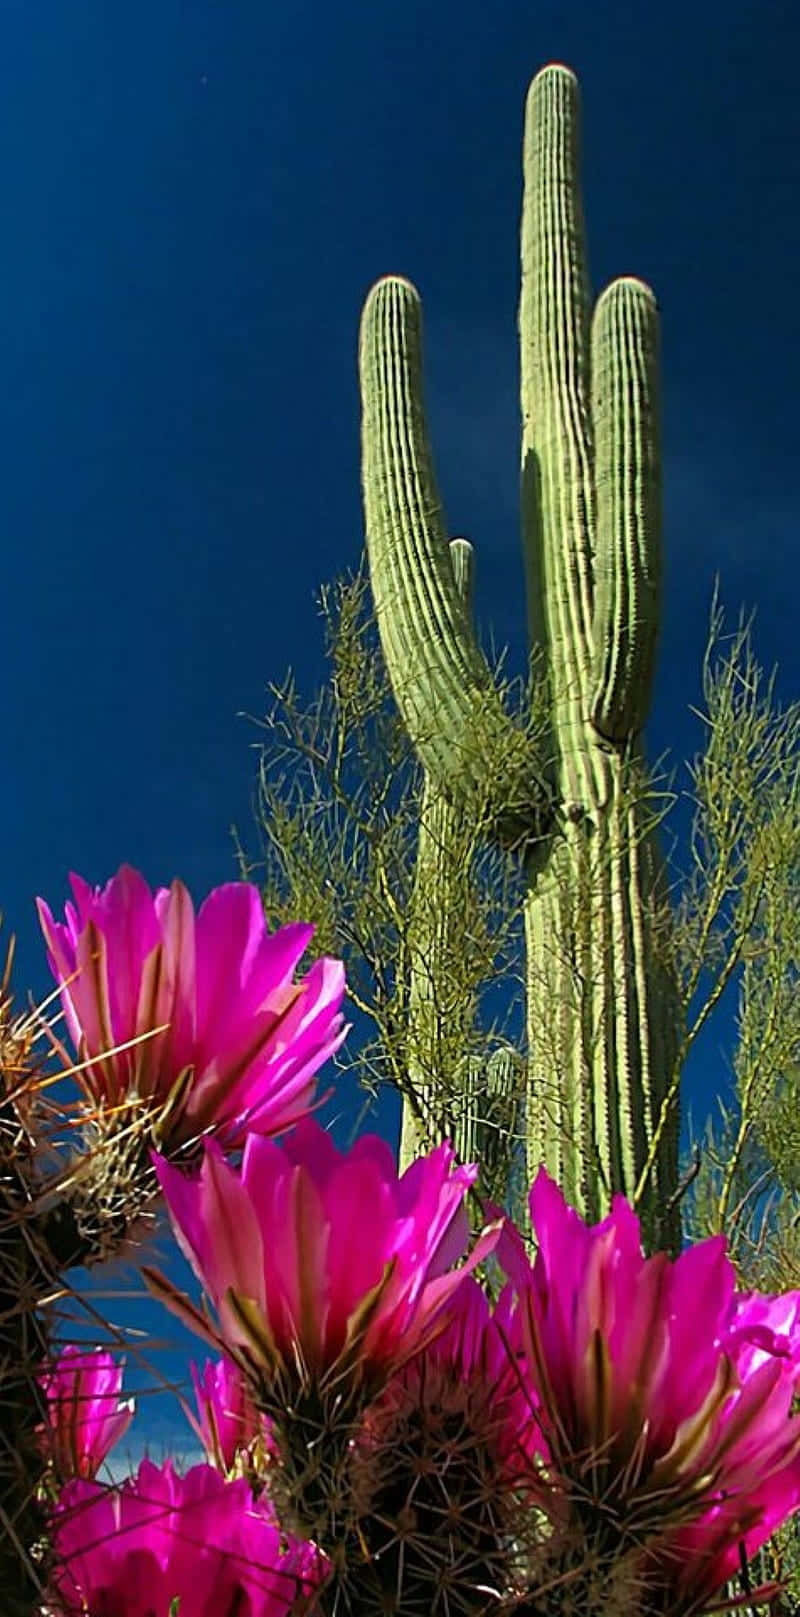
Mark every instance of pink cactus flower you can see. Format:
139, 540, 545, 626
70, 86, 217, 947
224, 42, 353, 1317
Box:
38, 1344, 135, 1482
641, 1286, 800, 1614
498, 1168, 800, 1612
641, 1467, 800, 1617
37, 865, 348, 1153
182, 1356, 275, 1475
144, 1119, 502, 1397
49, 1457, 327, 1617
722, 1284, 800, 1376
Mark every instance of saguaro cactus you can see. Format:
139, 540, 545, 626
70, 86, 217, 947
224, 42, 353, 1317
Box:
359, 63, 681, 1252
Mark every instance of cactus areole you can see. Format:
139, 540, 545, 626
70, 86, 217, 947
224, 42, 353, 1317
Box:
358, 64, 681, 1252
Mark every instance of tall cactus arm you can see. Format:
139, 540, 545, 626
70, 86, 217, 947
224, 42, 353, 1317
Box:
519, 62, 595, 788
590, 278, 662, 742
519, 64, 681, 1251
359, 276, 551, 843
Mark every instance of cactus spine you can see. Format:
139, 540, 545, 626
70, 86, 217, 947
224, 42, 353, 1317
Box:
359, 64, 681, 1251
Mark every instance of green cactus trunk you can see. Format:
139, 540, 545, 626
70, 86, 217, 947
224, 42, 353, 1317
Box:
359, 64, 682, 1253
400, 539, 475, 1174
402, 758, 527, 1217
399, 540, 527, 1218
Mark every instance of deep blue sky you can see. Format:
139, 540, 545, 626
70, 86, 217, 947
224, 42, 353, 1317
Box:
3, 0, 798, 1468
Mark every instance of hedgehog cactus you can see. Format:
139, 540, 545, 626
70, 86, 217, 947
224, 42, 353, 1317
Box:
0, 1099, 53, 1617
0, 873, 348, 1617
359, 63, 681, 1252
341, 1278, 536, 1615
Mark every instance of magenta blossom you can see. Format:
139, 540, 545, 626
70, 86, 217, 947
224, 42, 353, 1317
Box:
49, 1457, 327, 1617
498, 1168, 800, 1613
182, 1356, 275, 1476
37, 865, 347, 1152
641, 1465, 800, 1616
144, 1120, 502, 1397
641, 1286, 800, 1612
722, 1284, 800, 1376
38, 1344, 135, 1482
